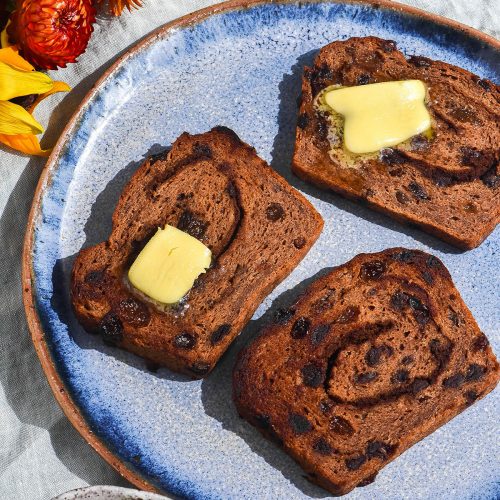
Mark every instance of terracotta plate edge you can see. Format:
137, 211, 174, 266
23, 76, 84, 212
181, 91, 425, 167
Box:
21, 0, 500, 495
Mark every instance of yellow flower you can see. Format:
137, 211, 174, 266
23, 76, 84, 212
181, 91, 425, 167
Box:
0, 21, 13, 50
0, 45, 70, 157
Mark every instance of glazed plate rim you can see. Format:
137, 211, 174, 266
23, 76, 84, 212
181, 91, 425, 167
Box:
22, 0, 500, 496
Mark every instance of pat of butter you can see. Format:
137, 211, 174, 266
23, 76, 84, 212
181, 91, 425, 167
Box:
128, 225, 211, 304
324, 80, 431, 154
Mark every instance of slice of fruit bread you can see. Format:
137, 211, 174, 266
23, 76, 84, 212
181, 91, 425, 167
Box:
233, 248, 499, 495
72, 127, 323, 378
293, 36, 499, 249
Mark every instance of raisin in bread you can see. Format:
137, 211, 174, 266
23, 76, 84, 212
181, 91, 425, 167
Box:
71, 127, 323, 378
293, 37, 499, 249
233, 248, 499, 495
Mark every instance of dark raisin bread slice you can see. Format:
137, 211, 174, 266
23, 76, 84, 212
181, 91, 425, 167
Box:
233, 248, 499, 495
293, 36, 500, 249
71, 127, 323, 378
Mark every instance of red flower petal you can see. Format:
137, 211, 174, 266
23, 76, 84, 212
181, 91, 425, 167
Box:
8, 0, 96, 70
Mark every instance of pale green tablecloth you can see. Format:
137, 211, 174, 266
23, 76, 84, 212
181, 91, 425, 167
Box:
0, 1, 497, 499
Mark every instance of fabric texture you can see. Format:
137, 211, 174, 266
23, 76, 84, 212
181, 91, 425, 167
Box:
0, 1, 497, 499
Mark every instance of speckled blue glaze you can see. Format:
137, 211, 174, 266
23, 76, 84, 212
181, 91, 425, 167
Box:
30, 2, 499, 499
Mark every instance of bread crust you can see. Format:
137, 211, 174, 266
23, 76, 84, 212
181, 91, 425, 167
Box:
292, 37, 500, 249
71, 127, 323, 378
233, 248, 499, 495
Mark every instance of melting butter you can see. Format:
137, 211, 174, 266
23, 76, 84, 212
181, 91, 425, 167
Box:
324, 80, 431, 154
128, 225, 211, 304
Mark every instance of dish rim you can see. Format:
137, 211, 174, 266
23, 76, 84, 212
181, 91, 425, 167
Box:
21, 0, 500, 494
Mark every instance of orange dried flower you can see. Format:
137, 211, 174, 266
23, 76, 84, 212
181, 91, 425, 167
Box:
8, 0, 96, 70
98, 0, 142, 16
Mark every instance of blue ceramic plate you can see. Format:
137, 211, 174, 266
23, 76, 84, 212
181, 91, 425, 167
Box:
24, 1, 499, 498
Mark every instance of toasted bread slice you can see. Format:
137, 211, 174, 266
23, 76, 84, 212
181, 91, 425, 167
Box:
71, 127, 323, 377
293, 37, 499, 249
233, 248, 499, 495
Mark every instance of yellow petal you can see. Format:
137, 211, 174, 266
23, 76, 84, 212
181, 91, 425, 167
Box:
0, 46, 35, 72
0, 61, 53, 100
1, 21, 13, 49
0, 132, 50, 156
0, 100, 44, 135
27, 81, 72, 113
